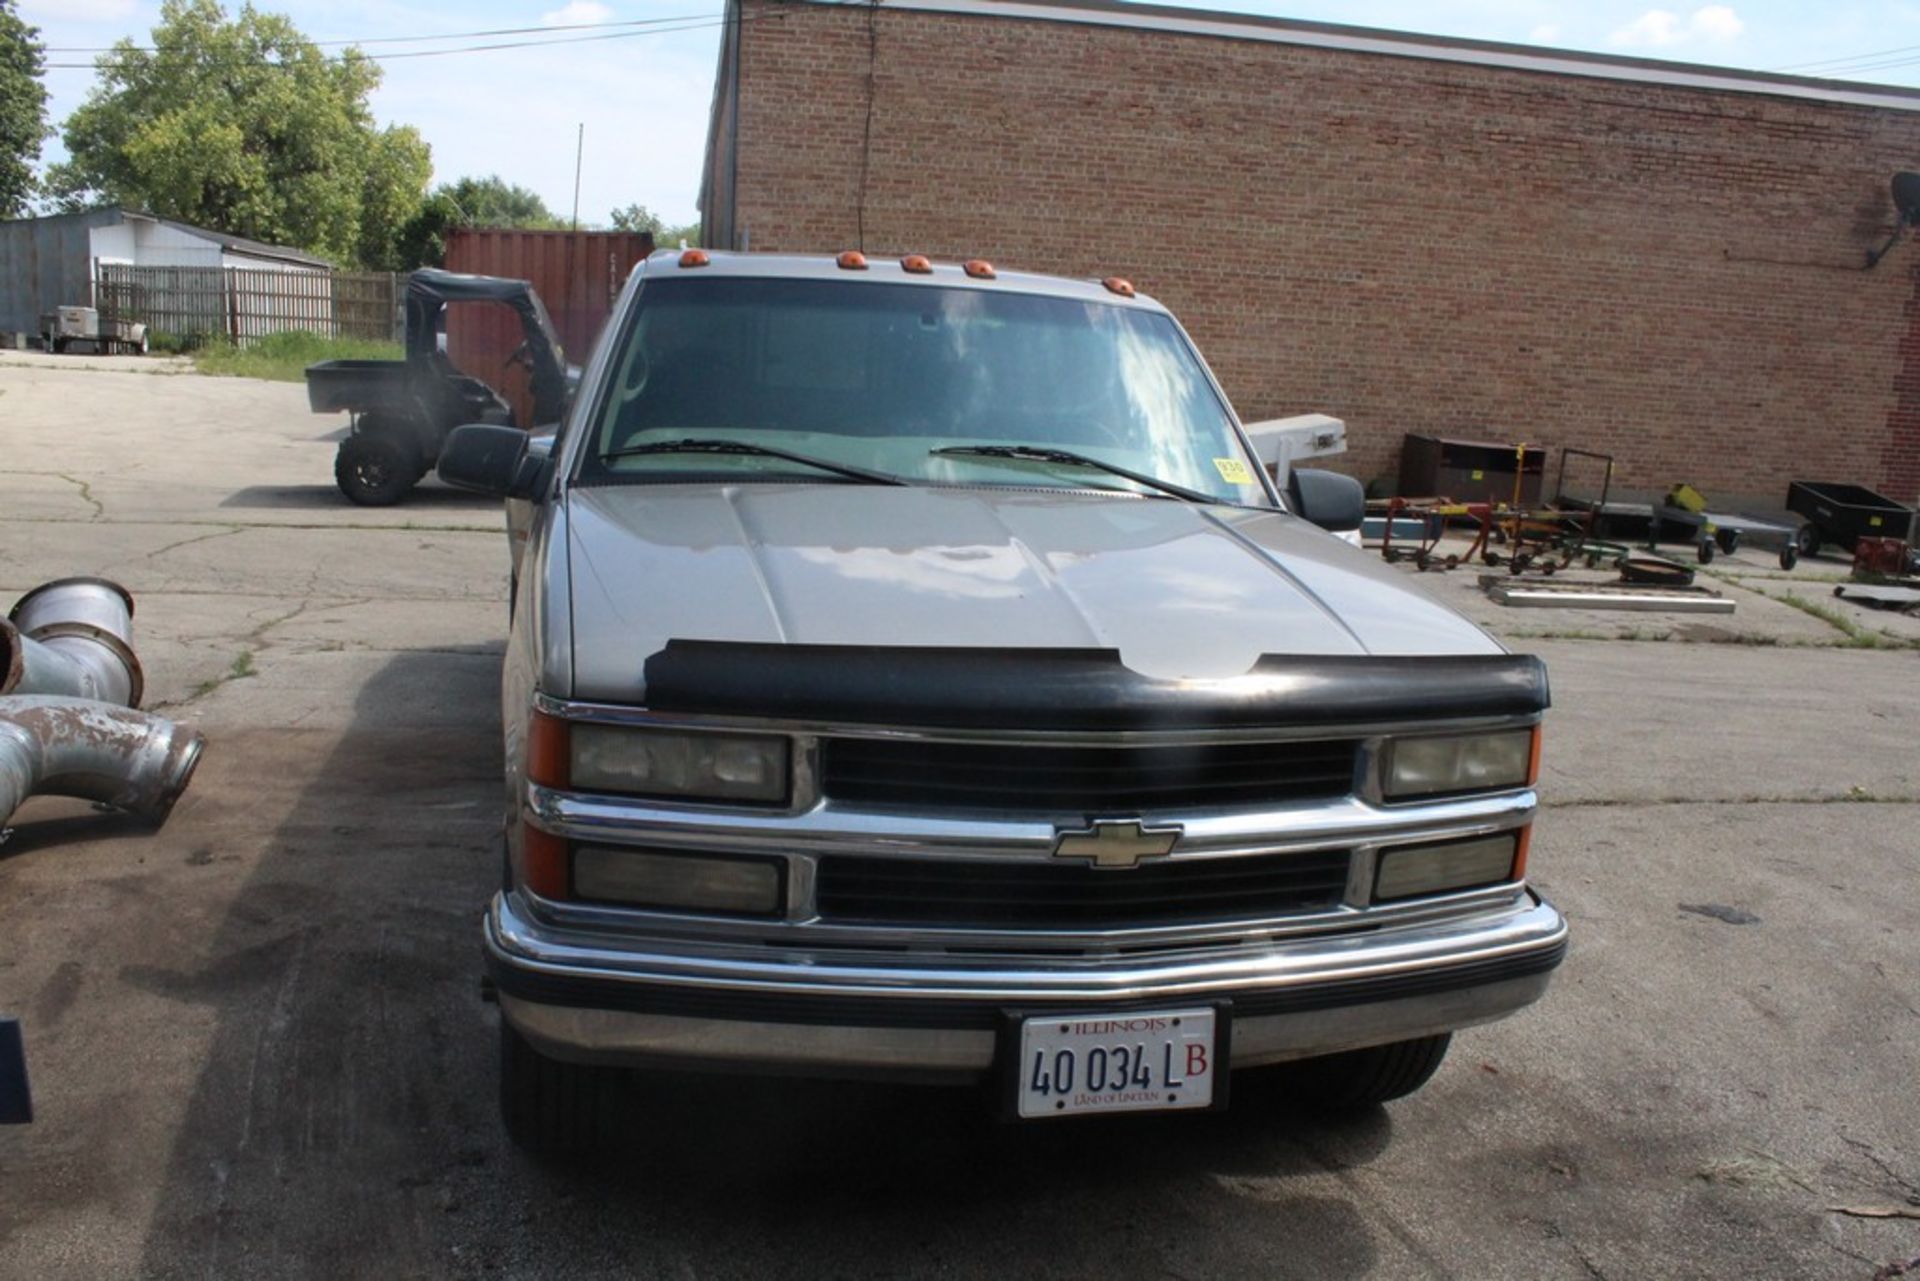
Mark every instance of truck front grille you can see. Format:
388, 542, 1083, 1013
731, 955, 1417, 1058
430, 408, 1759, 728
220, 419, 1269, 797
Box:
813, 850, 1352, 930
818, 738, 1360, 813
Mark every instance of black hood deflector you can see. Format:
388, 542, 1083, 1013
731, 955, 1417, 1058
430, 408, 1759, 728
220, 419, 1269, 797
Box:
641, 643, 1548, 731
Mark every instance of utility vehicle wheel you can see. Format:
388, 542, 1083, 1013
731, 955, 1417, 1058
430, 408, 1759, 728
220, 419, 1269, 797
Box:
1284, 1034, 1452, 1110
1794, 525, 1820, 558
1715, 529, 1741, 555
1779, 544, 1799, 571
500, 1018, 613, 1156
334, 434, 416, 506
1697, 538, 1715, 564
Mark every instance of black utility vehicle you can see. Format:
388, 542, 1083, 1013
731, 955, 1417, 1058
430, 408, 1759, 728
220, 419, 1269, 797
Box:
306, 270, 571, 505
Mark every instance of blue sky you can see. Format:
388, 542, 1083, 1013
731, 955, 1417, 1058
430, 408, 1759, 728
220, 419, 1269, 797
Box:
25, 1, 1920, 228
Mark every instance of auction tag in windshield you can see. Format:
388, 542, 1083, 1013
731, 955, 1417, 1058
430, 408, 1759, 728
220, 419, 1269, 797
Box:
1213, 457, 1254, 485
1016, 1009, 1218, 1118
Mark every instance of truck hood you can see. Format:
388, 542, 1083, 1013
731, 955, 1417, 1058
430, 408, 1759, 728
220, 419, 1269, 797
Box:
563, 484, 1499, 702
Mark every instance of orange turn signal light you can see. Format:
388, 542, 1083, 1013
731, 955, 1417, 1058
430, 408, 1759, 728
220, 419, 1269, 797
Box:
837, 250, 869, 270
963, 259, 996, 279
1527, 725, 1542, 787
679, 249, 710, 268
526, 709, 570, 789
1102, 277, 1136, 298
900, 254, 932, 274
522, 822, 569, 900
1510, 825, 1533, 882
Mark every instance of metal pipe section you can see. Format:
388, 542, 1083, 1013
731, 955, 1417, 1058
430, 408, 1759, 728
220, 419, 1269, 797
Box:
0, 619, 141, 706
0, 696, 204, 828
3, 578, 143, 707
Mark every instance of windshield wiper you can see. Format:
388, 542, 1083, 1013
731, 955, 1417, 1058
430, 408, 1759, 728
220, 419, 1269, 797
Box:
601, 438, 908, 486
930, 444, 1221, 505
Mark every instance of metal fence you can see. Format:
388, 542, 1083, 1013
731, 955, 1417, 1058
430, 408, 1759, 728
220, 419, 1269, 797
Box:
95, 264, 401, 347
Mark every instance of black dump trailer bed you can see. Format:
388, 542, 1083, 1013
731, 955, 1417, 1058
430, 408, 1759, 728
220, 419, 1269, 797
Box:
1786, 482, 1916, 555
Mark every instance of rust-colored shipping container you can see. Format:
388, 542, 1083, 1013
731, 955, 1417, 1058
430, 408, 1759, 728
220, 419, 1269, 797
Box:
442, 228, 655, 426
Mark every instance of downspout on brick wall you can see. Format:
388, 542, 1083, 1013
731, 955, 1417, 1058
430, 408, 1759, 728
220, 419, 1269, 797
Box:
1883, 259, 1920, 505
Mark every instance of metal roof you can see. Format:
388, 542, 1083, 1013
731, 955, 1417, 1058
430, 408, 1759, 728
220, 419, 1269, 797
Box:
826, 0, 1920, 113
129, 211, 333, 268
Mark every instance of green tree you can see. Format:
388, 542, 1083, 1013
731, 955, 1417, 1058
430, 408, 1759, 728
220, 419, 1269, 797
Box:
440, 175, 564, 229
381, 176, 565, 271
610, 202, 698, 246
48, 0, 429, 266
0, 0, 49, 216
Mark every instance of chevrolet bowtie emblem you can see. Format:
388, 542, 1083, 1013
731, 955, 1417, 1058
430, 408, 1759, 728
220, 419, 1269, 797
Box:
1052, 819, 1182, 869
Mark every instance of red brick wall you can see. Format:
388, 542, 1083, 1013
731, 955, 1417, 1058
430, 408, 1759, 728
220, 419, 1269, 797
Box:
724, 0, 1920, 505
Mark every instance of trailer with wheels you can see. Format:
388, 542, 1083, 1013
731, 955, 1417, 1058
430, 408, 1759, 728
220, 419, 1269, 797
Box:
37, 306, 148, 355
1785, 481, 1917, 558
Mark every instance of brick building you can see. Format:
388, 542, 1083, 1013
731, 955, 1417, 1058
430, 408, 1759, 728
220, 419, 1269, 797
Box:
698, 0, 1920, 505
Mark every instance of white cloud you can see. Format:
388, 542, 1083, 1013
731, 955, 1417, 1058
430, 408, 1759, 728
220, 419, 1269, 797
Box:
1611, 9, 1686, 46
1690, 5, 1744, 41
541, 1, 614, 27
1610, 6, 1744, 47
1530, 24, 1562, 43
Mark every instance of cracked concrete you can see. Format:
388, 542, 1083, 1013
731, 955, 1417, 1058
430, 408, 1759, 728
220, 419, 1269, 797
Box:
3, 359, 1919, 1279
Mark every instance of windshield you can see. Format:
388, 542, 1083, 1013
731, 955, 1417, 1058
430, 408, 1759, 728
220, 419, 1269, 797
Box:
573, 277, 1266, 503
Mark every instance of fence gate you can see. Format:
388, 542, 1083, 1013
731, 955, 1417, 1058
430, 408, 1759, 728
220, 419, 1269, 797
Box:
95, 265, 400, 347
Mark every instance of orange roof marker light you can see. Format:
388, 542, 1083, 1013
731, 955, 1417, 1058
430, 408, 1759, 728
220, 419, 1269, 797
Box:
1103, 277, 1136, 298
837, 250, 870, 270
900, 254, 933, 274
679, 249, 710, 268
963, 259, 996, 280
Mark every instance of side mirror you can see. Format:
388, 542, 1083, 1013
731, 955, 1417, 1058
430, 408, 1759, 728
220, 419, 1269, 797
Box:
438, 424, 551, 499
1288, 468, 1365, 533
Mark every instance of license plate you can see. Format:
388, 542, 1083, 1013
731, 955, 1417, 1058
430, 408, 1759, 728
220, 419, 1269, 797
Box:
1015, 1008, 1218, 1119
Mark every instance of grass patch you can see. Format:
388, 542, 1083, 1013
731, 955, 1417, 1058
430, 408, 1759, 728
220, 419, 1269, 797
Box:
192, 330, 401, 383
1765, 590, 1918, 649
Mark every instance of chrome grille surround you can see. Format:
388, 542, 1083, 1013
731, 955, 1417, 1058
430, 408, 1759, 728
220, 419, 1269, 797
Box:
520, 693, 1542, 957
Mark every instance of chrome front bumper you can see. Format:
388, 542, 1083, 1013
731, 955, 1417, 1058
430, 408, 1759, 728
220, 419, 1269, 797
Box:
486, 889, 1567, 1079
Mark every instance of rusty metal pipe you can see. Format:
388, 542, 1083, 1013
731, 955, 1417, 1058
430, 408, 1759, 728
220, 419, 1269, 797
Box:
0, 696, 204, 828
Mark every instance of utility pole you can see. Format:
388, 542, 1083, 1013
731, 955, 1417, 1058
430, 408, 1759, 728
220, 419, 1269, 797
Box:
571, 123, 584, 232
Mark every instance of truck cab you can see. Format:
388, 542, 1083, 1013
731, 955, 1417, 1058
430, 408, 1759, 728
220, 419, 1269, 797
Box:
441, 249, 1565, 1153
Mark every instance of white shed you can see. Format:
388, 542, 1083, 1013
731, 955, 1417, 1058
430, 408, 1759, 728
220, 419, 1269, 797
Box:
86, 210, 331, 275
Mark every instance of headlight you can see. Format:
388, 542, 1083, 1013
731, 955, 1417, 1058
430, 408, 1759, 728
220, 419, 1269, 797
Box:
1384, 729, 1535, 799
573, 846, 784, 915
1374, 833, 1521, 901
569, 724, 790, 804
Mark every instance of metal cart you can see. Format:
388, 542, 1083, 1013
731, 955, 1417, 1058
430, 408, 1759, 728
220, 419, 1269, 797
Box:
1785, 481, 1916, 556
1646, 485, 1800, 569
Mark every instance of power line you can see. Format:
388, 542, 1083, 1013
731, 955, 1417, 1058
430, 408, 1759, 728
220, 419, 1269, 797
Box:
44, 11, 722, 53
41, 13, 771, 70
1771, 42, 1920, 75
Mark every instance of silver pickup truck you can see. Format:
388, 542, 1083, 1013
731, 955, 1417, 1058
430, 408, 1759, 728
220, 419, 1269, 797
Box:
440, 249, 1566, 1153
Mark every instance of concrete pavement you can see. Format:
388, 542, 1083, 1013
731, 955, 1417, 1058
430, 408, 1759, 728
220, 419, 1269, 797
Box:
1, 354, 1916, 1279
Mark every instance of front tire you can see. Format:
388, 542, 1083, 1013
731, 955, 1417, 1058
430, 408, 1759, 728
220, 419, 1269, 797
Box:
499, 1018, 614, 1157
1282, 1034, 1452, 1110
334, 433, 417, 506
